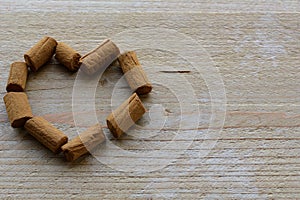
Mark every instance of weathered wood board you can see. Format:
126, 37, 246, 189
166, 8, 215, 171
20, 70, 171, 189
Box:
0, 1, 299, 199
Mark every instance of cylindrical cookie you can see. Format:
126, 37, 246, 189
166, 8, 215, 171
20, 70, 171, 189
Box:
6, 62, 28, 92
3, 92, 33, 128
118, 51, 152, 95
80, 39, 120, 75
24, 36, 57, 72
106, 93, 146, 138
55, 42, 81, 72
24, 116, 68, 153
61, 124, 106, 161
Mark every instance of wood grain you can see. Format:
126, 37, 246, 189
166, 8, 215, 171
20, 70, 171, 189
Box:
0, 1, 299, 199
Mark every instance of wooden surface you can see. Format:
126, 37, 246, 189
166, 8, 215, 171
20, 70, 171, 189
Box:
0, 1, 300, 199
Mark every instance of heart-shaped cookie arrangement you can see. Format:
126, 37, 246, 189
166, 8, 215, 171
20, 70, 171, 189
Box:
4, 36, 152, 161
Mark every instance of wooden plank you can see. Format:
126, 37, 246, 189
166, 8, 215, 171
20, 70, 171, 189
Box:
0, 1, 299, 199
0, 0, 299, 13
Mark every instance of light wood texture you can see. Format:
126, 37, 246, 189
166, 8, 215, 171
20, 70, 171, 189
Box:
0, 1, 299, 199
